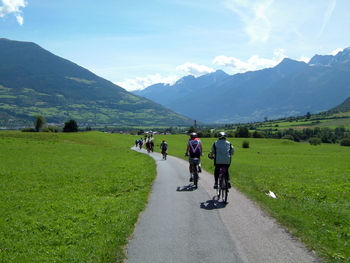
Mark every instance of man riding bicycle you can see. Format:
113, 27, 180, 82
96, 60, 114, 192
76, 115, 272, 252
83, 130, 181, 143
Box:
160, 140, 167, 157
185, 132, 202, 182
209, 132, 234, 189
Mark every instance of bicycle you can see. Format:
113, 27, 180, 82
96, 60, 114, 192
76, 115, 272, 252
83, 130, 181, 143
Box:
208, 153, 228, 203
186, 154, 200, 189
217, 166, 229, 203
162, 150, 167, 160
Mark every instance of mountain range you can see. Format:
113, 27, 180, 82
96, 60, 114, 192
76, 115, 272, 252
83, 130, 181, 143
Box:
0, 38, 192, 127
134, 48, 350, 123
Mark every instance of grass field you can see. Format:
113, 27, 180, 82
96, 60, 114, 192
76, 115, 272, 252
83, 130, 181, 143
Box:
258, 115, 350, 130
152, 135, 350, 263
0, 131, 156, 263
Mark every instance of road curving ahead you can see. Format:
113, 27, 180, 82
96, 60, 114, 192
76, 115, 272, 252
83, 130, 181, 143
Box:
126, 147, 319, 263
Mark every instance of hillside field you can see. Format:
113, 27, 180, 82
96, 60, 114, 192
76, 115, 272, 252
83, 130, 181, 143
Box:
151, 135, 350, 263
0, 131, 156, 262
256, 114, 350, 131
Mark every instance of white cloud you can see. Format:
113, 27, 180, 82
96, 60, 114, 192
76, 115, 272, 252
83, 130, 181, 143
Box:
116, 74, 179, 91
0, 0, 27, 25
331, 47, 343, 56
176, 62, 215, 76
213, 48, 286, 73
297, 56, 310, 63
15, 13, 23, 25
318, 0, 336, 38
224, 0, 273, 43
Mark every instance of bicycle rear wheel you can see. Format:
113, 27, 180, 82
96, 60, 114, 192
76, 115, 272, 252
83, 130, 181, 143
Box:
217, 176, 223, 200
193, 168, 198, 188
223, 177, 228, 203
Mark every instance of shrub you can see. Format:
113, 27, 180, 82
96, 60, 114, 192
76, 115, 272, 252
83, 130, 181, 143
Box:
227, 131, 235, 138
340, 138, 350, 146
242, 141, 250, 148
48, 126, 59, 132
63, 119, 78, 132
21, 127, 35, 132
282, 135, 294, 141
42, 126, 59, 132
252, 130, 264, 138
309, 137, 322, 146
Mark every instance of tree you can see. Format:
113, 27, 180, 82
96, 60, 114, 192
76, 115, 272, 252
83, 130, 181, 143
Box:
235, 127, 250, 138
63, 119, 78, 132
309, 137, 322, 145
305, 112, 311, 119
34, 115, 46, 132
188, 126, 196, 133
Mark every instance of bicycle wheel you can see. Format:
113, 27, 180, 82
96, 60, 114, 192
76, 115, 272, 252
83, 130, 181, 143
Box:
193, 166, 198, 188
217, 176, 222, 199
223, 177, 228, 203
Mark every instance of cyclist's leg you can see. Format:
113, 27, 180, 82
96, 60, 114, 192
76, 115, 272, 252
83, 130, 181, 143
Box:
214, 165, 220, 189
189, 162, 193, 182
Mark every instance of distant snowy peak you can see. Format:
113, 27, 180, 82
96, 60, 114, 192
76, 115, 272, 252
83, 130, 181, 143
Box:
309, 47, 350, 66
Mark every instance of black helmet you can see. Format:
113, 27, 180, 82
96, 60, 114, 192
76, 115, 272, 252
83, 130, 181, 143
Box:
218, 131, 226, 139
190, 132, 197, 138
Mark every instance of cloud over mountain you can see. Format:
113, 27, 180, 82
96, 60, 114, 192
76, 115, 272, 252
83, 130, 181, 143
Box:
213, 49, 286, 73
0, 0, 27, 25
176, 62, 215, 76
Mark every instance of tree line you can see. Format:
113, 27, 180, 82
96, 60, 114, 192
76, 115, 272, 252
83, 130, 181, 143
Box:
22, 115, 78, 132
188, 125, 350, 146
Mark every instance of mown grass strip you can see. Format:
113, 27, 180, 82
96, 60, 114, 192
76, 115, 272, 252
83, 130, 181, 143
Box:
151, 135, 350, 263
0, 131, 156, 263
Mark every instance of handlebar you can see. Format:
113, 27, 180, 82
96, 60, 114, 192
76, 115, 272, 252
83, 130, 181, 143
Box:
208, 153, 214, 160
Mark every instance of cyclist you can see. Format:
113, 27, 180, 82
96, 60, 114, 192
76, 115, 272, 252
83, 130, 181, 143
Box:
160, 140, 168, 158
209, 132, 234, 189
185, 132, 202, 182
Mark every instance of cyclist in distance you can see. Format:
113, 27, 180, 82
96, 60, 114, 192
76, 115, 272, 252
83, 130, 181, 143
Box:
185, 132, 202, 182
160, 140, 168, 159
209, 132, 234, 189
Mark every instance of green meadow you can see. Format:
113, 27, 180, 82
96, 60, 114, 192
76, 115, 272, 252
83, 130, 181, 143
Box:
1, 132, 349, 263
153, 135, 350, 263
0, 131, 156, 263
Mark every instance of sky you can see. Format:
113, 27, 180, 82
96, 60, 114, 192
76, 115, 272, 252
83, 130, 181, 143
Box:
1, 0, 350, 91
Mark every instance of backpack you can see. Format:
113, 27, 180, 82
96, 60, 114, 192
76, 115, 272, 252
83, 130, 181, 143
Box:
188, 139, 201, 155
161, 142, 167, 150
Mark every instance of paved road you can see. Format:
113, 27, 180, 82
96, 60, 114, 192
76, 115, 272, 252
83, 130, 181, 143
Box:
126, 148, 319, 263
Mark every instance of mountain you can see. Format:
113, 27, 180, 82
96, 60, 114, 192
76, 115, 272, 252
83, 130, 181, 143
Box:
133, 70, 229, 107
0, 39, 192, 127
134, 49, 350, 123
309, 47, 350, 66
327, 96, 350, 114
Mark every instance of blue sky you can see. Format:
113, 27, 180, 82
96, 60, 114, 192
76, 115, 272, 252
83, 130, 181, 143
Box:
1, 0, 350, 91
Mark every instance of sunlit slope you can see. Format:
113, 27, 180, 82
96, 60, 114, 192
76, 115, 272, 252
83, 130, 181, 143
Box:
0, 38, 192, 127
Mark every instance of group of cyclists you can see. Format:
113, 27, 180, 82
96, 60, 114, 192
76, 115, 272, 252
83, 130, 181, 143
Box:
135, 131, 234, 190
136, 135, 155, 152
186, 132, 234, 189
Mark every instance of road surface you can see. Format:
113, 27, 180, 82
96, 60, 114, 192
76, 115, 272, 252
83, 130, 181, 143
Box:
126, 148, 319, 263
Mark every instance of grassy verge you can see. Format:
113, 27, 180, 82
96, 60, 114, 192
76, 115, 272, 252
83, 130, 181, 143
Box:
0, 131, 156, 263
152, 135, 350, 263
